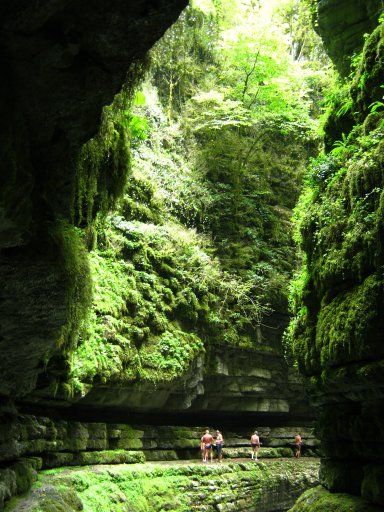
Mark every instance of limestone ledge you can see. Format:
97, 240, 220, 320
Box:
4, 459, 320, 512
0, 414, 319, 465
0, 414, 319, 509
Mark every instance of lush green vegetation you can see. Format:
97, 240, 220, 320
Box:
62, 0, 332, 394
286, 18, 384, 375
5, 460, 320, 512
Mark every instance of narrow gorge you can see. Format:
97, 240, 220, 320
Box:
0, 0, 383, 511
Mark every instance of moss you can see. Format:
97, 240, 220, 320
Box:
76, 450, 145, 466
291, 104, 384, 374
73, 82, 149, 226
0, 469, 17, 507
42, 220, 93, 396
8, 459, 320, 512
43, 450, 145, 469
319, 459, 363, 495
69, 211, 274, 389
43, 452, 75, 469
12, 460, 38, 495
289, 485, 383, 511
145, 450, 179, 461
350, 21, 384, 123
315, 273, 384, 367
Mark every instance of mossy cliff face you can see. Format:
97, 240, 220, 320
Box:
314, 0, 383, 76
5, 459, 320, 512
290, 12, 384, 509
0, 0, 187, 400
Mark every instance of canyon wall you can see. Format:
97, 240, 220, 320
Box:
0, 0, 187, 401
290, 0, 384, 507
1, 0, 384, 509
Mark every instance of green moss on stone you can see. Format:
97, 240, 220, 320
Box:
289, 485, 383, 511
12, 460, 38, 495
43, 450, 145, 469
45, 220, 92, 394
7, 459, 320, 512
315, 274, 384, 367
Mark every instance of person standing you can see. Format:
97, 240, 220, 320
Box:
215, 430, 224, 463
294, 433, 302, 458
201, 429, 214, 463
250, 431, 261, 460
200, 437, 205, 462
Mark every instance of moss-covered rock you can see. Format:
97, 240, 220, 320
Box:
6, 459, 320, 512
0, 0, 188, 403
290, 14, 384, 507
289, 485, 383, 511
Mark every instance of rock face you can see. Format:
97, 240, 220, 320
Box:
0, 4, 316, 508
4, 457, 320, 512
0, 0, 187, 248
22, 310, 312, 427
290, 3, 384, 508
0, 415, 318, 466
315, 0, 383, 75
0, 0, 187, 399
0, 0, 311, 424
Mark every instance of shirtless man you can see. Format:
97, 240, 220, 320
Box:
215, 430, 224, 463
201, 429, 214, 463
250, 431, 261, 460
294, 433, 302, 459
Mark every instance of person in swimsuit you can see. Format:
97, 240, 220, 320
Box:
294, 433, 302, 458
201, 429, 214, 463
215, 430, 224, 463
250, 431, 261, 460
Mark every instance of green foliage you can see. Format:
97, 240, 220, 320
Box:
71, 211, 270, 388
68, 0, 332, 391
287, 19, 384, 374
73, 83, 150, 226
73, 96, 131, 225
186, 91, 252, 132
275, 0, 328, 63
150, 5, 219, 121
121, 113, 149, 142
368, 86, 384, 113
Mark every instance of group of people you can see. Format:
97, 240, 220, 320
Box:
200, 429, 303, 462
200, 429, 224, 463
